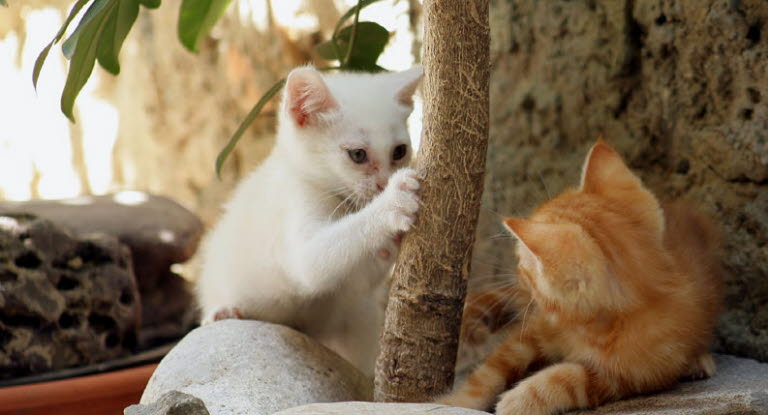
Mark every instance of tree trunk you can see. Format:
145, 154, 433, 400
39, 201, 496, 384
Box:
373, 0, 490, 403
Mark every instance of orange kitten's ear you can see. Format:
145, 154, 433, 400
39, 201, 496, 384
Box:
285, 67, 339, 128
580, 139, 666, 236
503, 218, 583, 272
580, 139, 644, 194
503, 218, 543, 273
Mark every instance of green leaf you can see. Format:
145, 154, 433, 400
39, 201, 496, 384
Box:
138, 0, 160, 8
315, 39, 341, 61
33, 0, 91, 89
96, 0, 139, 74
332, 0, 385, 39
62, 0, 113, 59
61, 0, 116, 122
317, 22, 389, 68
0, 1, 8, 8
334, 22, 389, 71
178, 0, 232, 52
216, 79, 286, 178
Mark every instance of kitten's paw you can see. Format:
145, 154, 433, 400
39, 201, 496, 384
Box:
380, 168, 421, 233
496, 388, 546, 415
376, 233, 404, 261
202, 306, 243, 325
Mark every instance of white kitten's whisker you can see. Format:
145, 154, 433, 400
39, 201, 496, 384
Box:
328, 192, 356, 220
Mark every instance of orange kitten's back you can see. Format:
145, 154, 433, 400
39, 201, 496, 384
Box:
664, 200, 723, 337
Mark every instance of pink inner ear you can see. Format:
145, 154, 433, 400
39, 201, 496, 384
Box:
286, 69, 338, 128
291, 95, 310, 127
289, 84, 316, 128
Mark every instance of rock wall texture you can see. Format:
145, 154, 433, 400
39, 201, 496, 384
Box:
0, 215, 139, 379
475, 0, 768, 361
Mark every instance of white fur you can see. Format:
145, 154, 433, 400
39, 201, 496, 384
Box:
196, 66, 423, 376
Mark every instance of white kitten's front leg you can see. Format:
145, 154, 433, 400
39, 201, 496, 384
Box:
286, 168, 420, 295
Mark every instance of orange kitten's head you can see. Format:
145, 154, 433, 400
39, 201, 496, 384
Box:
504, 140, 670, 318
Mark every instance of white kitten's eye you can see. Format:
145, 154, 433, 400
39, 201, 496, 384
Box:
348, 149, 367, 164
392, 144, 408, 161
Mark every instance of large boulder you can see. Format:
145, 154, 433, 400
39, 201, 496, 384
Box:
274, 403, 491, 414
0, 214, 139, 380
140, 320, 372, 415
479, 0, 768, 362
0, 192, 203, 347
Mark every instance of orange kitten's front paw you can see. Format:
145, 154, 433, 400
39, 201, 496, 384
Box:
496, 388, 547, 415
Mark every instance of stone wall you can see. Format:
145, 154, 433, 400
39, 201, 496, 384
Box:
476, 0, 768, 361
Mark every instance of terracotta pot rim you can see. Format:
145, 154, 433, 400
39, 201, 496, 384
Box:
0, 341, 172, 388
0, 363, 157, 414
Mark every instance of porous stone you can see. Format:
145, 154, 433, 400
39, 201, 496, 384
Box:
125, 390, 209, 415
0, 214, 139, 380
274, 402, 491, 415
0, 192, 203, 347
141, 320, 372, 415
478, 0, 768, 363
577, 354, 768, 414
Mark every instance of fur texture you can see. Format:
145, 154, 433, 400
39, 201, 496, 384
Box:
440, 140, 722, 415
196, 66, 423, 376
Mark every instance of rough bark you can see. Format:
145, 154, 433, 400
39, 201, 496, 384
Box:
374, 0, 490, 403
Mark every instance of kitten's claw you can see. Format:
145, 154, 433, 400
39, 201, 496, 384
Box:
377, 248, 392, 260
380, 168, 421, 233
203, 306, 243, 324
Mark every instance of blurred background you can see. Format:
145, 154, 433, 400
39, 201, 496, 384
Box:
0, 0, 421, 225
0, 0, 766, 394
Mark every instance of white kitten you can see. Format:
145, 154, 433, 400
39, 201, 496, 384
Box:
196, 66, 423, 375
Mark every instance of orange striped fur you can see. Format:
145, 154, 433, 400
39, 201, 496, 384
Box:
439, 140, 722, 415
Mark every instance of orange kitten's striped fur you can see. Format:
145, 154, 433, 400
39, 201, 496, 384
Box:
440, 140, 722, 415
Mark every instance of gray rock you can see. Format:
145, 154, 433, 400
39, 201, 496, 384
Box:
575, 354, 768, 414
450, 354, 767, 414
0, 193, 203, 347
141, 320, 372, 415
0, 214, 139, 379
125, 391, 210, 415
274, 402, 490, 414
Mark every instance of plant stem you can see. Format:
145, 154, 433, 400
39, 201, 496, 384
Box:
343, 0, 363, 67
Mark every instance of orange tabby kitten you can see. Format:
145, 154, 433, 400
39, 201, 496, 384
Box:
439, 140, 722, 415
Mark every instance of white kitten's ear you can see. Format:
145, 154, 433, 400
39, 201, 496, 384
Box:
285, 67, 339, 128
394, 65, 423, 107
